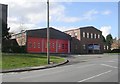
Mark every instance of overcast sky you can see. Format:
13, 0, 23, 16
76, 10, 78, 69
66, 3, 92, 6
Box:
0, 0, 119, 38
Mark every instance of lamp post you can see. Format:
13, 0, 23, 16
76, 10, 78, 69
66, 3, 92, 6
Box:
47, 0, 50, 64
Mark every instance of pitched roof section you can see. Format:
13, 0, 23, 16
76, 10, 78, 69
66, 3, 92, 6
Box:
79, 26, 102, 32
64, 26, 102, 33
27, 27, 71, 40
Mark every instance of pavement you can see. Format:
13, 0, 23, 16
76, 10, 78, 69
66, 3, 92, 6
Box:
2, 54, 119, 82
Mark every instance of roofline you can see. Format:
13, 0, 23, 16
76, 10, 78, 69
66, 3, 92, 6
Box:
27, 27, 69, 34
64, 26, 102, 33
79, 26, 102, 32
64, 28, 80, 32
12, 26, 102, 36
11, 27, 62, 35
0, 3, 8, 6
11, 31, 26, 36
26, 27, 71, 39
26, 27, 55, 32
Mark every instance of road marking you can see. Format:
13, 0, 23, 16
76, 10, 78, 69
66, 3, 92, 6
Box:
78, 70, 112, 82
101, 64, 118, 69
107, 61, 115, 62
105, 60, 118, 63
71, 55, 104, 57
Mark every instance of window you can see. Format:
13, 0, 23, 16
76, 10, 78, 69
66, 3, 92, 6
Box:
34, 42, 36, 48
91, 33, 93, 39
38, 43, 40, 48
83, 32, 85, 37
104, 45, 106, 50
107, 46, 109, 50
94, 34, 96, 39
29, 42, 32, 48
62, 44, 64, 49
74, 32, 78, 38
52, 43, 55, 48
87, 33, 89, 38
58, 44, 61, 49
98, 34, 100, 38
83, 45, 86, 50
75, 32, 77, 36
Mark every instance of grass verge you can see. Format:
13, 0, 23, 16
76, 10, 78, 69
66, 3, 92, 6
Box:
1, 53, 65, 70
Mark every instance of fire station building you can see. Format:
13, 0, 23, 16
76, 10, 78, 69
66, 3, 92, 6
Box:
65, 26, 104, 54
12, 26, 104, 54
25, 27, 71, 53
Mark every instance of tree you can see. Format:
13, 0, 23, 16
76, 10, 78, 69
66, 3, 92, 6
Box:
106, 34, 113, 45
102, 35, 106, 43
2, 19, 11, 52
2, 20, 11, 41
106, 34, 113, 50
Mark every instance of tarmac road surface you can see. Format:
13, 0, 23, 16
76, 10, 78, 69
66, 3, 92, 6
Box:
2, 54, 118, 82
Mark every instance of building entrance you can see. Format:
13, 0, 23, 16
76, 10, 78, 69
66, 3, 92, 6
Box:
88, 44, 100, 54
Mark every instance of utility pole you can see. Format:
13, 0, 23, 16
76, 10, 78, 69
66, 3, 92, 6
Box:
47, 0, 50, 64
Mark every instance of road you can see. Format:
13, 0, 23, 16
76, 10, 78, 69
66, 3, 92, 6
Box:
2, 54, 118, 82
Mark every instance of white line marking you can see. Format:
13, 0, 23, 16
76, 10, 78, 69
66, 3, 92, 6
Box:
105, 60, 118, 63
78, 70, 112, 82
107, 61, 116, 62
101, 64, 118, 69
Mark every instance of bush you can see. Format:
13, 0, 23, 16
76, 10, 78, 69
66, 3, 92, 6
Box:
2, 39, 26, 53
110, 49, 120, 53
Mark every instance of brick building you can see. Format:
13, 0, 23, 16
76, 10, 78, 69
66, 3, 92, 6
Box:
11, 30, 26, 46
12, 26, 104, 54
111, 39, 120, 50
65, 26, 104, 54
12, 27, 71, 53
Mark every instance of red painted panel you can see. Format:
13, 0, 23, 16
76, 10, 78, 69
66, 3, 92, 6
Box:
50, 39, 56, 53
27, 37, 69, 53
57, 39, 68, 53
27, 37, 42, 53
43, 38, 47, 53
43, 39, 57, 53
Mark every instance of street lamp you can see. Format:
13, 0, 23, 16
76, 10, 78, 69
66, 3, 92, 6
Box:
47, 0, 50, 64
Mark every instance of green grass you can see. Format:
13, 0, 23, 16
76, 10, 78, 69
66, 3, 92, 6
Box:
1, 53, 65, 70
104, 53, 120, 54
